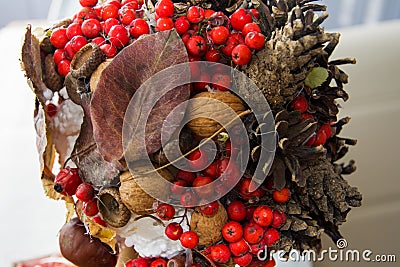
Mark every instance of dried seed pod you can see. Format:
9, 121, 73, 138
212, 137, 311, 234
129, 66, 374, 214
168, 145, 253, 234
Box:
119, 162, 174, 215
186, 91, 246, 139
98, 187, 131, 228
64, 72, 87, 105
43, 54, 64, 92
40, 36, 54, 54
70, 43, 104, 79
190, 202, 227, 246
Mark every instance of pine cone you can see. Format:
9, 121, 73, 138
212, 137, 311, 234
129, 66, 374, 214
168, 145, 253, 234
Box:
242, 3, 334, 109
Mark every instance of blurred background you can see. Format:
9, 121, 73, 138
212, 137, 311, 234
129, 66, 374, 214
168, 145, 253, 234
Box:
0, 0, 399, 266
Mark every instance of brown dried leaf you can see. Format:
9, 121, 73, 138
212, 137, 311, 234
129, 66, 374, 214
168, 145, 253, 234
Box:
71, 93, 120, 188
21, 25, 51, 105
91, 30, 189, 162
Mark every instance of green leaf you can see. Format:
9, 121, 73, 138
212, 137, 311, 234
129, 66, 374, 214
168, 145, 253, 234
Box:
305, 67, 329, 89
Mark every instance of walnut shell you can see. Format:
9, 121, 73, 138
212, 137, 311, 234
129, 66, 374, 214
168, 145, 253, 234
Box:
119, 162, 174, 215
189, 202, 228, 246
186, 91, 246, 139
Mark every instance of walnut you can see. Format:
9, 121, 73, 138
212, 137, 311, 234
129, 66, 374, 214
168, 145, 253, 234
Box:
186, 91, 245, 139
119, 162, 175, 215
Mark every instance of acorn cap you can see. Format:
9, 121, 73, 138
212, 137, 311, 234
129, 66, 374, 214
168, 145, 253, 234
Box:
190, 202, 228, 246
70, 43, 104, 79
98, 187, 131, 228
64, 72, 86, 105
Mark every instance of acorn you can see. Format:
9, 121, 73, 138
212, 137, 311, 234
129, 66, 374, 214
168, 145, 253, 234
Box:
70, 43, 104, 79
119, 162, 175, 215
98, 187, 131, 228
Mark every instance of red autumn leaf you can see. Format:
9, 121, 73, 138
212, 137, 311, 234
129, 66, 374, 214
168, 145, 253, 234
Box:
90, 30, 190, 162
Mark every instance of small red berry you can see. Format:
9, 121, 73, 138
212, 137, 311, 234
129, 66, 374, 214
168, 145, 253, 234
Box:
249, 239, 265, 255
210, 244, 231, 263
119, 6, 136, 25
81, 18, 101, 38
108, 25, 129, 48
103, 18, 120, 35
57, 59, 71, 77
222, 221, 243, 243
186, 6, 205, 23
165, 222, 183, 240
205, 47, 221, 62
186, 35, 207, 56
301, 112, 314, 121
230, 8, 253, 31
209, 26, 230, 45
242, 23, 261, 36
91, 36, 106, 46
171, 180, 188, 195
174, 16, 190, 35
156, 203, 175, 220
245, 31, 265, 50
155, 0, 175, 18
229, 238, 250, 257
129, 18, 150, 38
304, 133, 316, 146
243, 222, 264, 244
253, 206, 273, 227
199, 201, 219, 216
211, 73, 231, 91
180, 231, 199, 249
187, 149, 209, 171
192, 176, 214, 199
263, 228, 280, 246
272, 187, 291, 203
70, 35, 88, 53
320, 123, 333, 139
227, 200, 247, 221
53, 49, 66, 65
232, 44, 252, 66
313, 128, 327, 146
233, 252, 253, 266
180, 191, 197, 208
66, 22, 83, 40
75, 182, 94, 202
101, 4, 119, 20
79, 0, 98, 7
50, 28, 69, 49
150, 258, 167, 267
83, 199, 99, 216
290, 95, 308, 113
264, 259, 276, 267
100, 43, 117, 58
156, 17, 174, 31
45, 103, 58, 118
271, 210, 287, 229
92, 215, 107, 227
125, 258, 149, 267
202, 161, 218, 179
176, 170, 196, 184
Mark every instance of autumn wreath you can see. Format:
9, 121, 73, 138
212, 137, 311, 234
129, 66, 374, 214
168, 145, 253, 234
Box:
21, 0, 362, 266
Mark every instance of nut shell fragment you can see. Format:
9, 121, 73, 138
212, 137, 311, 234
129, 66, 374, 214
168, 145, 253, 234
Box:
98, 187, 131, 228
